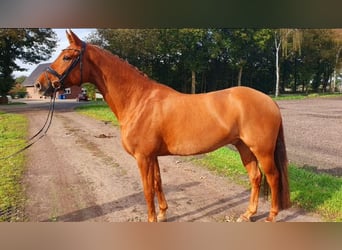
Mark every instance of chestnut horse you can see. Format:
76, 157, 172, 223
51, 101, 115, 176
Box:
35, 30, 290, 222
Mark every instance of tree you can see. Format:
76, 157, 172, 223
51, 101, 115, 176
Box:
220, 29, 272, 89
9, 82, 27, 98
91, 29, 161, 76
273, 29, 302, 96
313, 30, 336, 92
228, 29, 255, 86
89, 28, 342, 95
82, 83, 96, 100
91, 29, 222, 94
175, 29, 222, 93
330, 29, 342, 92
0, 28, 57, 100
298, 29, 337, 93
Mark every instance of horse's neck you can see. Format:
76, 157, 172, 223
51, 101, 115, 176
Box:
87, 46, 151, 122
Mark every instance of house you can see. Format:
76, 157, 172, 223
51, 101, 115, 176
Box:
22, 63, 85, 99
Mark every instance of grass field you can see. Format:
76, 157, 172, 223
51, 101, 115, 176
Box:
0, 111, 28, 221
75, 101, 342, 221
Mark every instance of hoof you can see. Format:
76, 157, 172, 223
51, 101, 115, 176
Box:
236, 215, 251, 222
148, 217, 157, 222
265, 217, 276, 222
157, 212, 167, 222
265, 212, 277, 222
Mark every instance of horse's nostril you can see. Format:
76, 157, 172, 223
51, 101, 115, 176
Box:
35, 82, 41, 90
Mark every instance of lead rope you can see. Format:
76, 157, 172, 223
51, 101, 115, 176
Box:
0, 89, 58, 160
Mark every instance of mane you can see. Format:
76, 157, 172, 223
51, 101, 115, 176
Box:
91, 44, 150, 80
88, 43, 177, 94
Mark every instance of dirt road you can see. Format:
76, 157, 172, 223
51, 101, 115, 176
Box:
0, 99, 325, 222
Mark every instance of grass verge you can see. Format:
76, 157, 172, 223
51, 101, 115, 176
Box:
273, 92, 342, 100
74, 102, 342, 222
0, 111, 28, 221
75, 102, 119, 126
197, 147, 342, 222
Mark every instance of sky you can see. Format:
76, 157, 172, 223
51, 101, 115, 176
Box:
13, 28, 96, 78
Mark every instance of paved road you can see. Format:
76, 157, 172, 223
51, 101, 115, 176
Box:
278, 97, 342, 176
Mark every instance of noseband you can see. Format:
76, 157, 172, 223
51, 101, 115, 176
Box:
45, 41, 86, 90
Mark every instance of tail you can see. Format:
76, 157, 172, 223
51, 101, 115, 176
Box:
262, 120, 291, 210
274, 121, 291, 210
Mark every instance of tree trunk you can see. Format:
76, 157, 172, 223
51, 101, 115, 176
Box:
201, 72, 207, 93
332, 68, 337, 93
332, 47, 342, 93
237, 65, 243, 86
293, 56, 298, 93
191, 70, 196, 94
322, 70, 330, 93
231, 70, 234, 88
275, 39, 281, 97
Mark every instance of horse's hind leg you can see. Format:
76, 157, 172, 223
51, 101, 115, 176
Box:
258, 155, 280, 222
235, 141, 262, 222
154, 159, 168, 222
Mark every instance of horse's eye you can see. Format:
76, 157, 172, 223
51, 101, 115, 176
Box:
63, 55, 72, 61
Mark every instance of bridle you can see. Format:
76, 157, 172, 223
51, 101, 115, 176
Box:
0, 41, 87, 160
45, 41, 86, 91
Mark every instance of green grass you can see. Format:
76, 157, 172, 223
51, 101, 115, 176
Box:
289, 165, 342, 221
197, 147, 342, 222
272, 92, 342, 101
0, 111, 28, 221
73, 102, 342, 222
75, 102, 119, 126
193, 147, 249, 187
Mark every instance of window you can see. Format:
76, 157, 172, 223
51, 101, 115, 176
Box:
64, 88, 71, 94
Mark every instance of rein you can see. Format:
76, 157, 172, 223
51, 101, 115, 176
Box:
1, 41, 87, 160
0, 89, 58, 160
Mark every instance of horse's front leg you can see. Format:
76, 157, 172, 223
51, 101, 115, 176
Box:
136, 155, 157, 222
154, 158, 168, 222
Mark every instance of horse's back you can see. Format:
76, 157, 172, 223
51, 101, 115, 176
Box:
157, 86, 280, 156
227, 86, 277, 109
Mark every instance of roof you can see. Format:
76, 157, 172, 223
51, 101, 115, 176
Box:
22, 63, 51, 87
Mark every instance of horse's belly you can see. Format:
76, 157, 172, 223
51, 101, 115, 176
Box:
167, 129, 235, 156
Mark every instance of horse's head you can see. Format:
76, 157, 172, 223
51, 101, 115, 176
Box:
35, 30, 86, 96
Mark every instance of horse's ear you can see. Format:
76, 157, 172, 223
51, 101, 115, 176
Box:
66, 29, 82, 46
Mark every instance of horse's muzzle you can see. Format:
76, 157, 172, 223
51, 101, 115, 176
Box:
35, 81, 55, 97
35, 82, 42, 91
